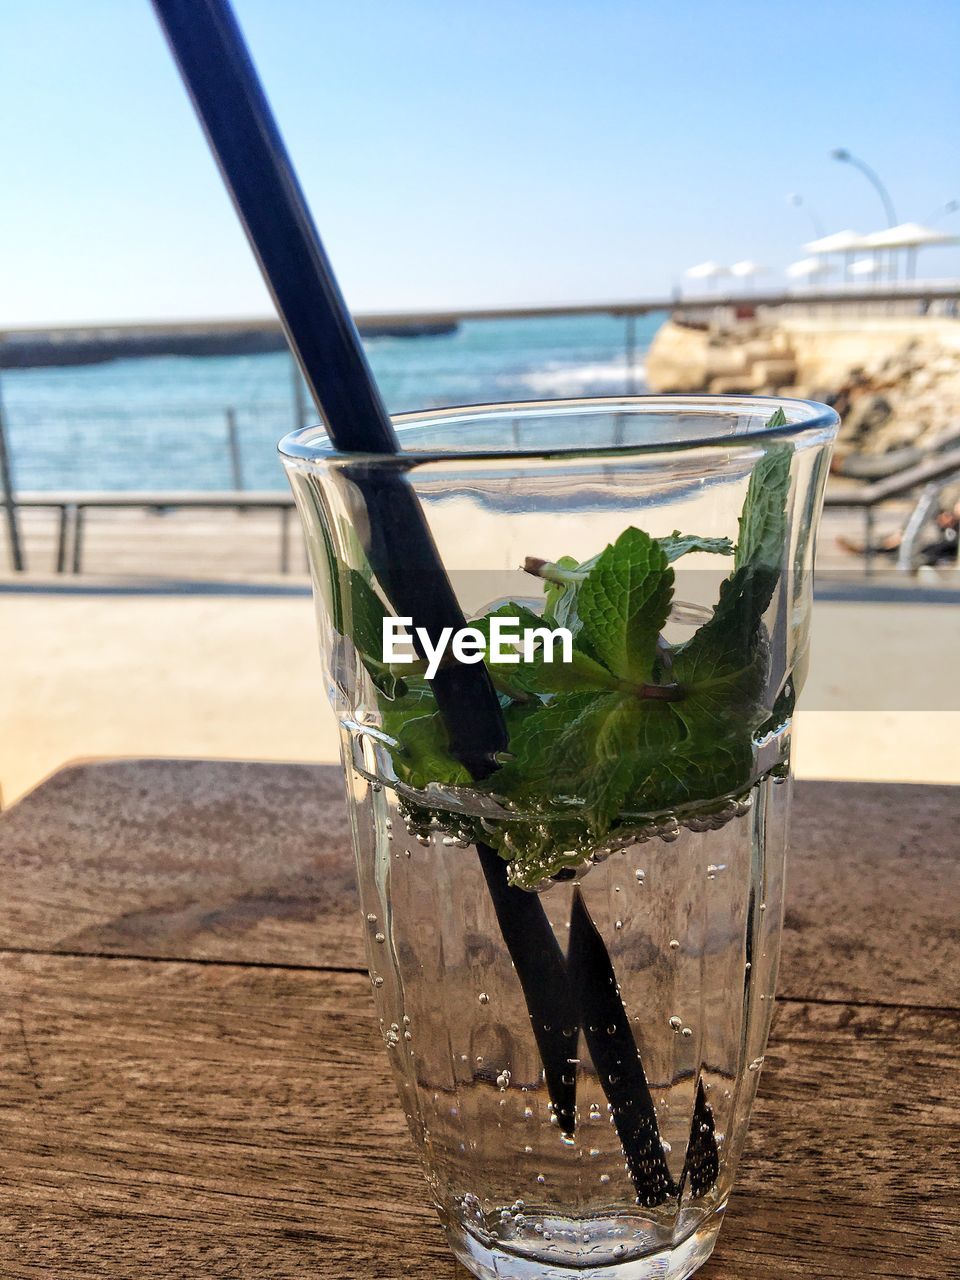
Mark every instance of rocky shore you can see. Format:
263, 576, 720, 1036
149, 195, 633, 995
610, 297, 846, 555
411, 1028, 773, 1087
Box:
646, 314, 960, 461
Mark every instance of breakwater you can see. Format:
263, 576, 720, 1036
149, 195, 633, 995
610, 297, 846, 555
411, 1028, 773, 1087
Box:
0, 317, 458, 369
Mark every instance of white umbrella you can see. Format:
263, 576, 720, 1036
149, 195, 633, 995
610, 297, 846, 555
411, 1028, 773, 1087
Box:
848, 256, 881, 281
860, 221, 960, 249
728, 261, 764, 292
802, 230, 865, 282
803, 229, 865, 255
785, 257, 829, 281
860, 221, 960, 279
684, 261, 730, 293
730, 260, 765, 277
685, 261, 727, 279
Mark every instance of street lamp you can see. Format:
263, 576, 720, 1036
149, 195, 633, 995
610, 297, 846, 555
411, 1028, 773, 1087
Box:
787, 192, 825, 239
830, 148, 898, 228
924, 199, 959, 224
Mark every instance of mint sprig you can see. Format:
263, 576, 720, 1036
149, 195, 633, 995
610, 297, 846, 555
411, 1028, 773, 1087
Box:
336, 412, 795, 887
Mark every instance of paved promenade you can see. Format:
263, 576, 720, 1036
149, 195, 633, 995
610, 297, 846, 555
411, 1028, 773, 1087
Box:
3, 587, 958, 806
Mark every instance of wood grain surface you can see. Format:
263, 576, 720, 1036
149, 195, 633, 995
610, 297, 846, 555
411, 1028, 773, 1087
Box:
2, 762, 957, 1004
0, 761, 957, 1277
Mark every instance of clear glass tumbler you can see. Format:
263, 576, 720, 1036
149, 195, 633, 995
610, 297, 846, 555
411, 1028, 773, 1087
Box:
280, 397, 837, 1280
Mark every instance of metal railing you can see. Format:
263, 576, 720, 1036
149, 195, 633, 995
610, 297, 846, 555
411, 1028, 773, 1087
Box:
824, 445, 960, 573
3, 278, 960, 353
4, 288, 960, 577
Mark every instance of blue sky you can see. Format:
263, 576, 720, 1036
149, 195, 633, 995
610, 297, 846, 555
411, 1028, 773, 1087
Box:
2, 0, 958, 325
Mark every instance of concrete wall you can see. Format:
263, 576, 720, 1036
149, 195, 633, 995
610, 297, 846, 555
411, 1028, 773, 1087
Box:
778, 316, 960, 390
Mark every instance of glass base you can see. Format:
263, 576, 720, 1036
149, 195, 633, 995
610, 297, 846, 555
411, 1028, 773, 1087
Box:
444, 1210, 724, 1280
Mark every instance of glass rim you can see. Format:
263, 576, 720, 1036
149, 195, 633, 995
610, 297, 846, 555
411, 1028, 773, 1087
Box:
278, 393, 839, 467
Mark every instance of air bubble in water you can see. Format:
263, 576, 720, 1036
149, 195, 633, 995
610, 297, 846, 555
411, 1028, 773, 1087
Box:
366, 913, 378, 923
681, 1027, 693, 1038
478, 992, 490, 1005
669, 1016, 683, 1032
669, 939, 680, 949
599, 1174, 610, 1185
374, 931, 385, 944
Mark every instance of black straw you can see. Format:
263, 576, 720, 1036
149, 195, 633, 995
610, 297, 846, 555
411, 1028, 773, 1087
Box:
150, 0, 695, 1196
568, 890, 675, 1206
152, 0, 395, 452
150, 0, 573, 1119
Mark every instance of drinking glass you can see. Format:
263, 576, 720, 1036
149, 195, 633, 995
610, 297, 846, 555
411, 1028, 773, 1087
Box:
280, 396, 838, 1280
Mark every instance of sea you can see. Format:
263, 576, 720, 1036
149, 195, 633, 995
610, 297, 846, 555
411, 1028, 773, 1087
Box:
1, 312, 663, 493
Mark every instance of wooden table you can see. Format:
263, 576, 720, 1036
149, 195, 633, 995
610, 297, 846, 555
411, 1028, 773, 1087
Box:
0, 760, 957, 1278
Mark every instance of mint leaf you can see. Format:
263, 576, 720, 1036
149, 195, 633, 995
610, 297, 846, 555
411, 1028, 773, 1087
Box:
735, 445, 792, 573
580, 698, 680, 830
531, 535, 728, 651
670, 622, 768, 735
540, 555, 584, 630
341, 569, 409, 697
501, 649, 623, 696
344, 569, 388, 659
379, 680, 435, 737
658, 532, 734, 562
494, 692, 606, 800
393, 710, 472, 790
643, 728, 754, 814
578, 528, 673, 685
496, 691, 682, 828
766, 406, 788, 428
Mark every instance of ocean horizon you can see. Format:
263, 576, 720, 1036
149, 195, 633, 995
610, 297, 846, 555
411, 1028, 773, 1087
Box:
1, 312, 663, 493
